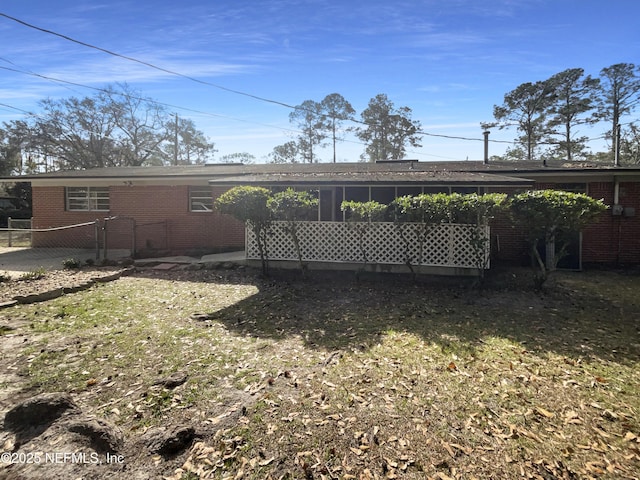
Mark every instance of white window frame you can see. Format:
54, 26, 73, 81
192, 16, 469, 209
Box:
66, 187, 110, 211
189, 187, 213, 212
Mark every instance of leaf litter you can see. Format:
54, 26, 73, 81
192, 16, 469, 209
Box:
0, 267, 638, 479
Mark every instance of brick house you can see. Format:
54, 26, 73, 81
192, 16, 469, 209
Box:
7, 160, 640, 267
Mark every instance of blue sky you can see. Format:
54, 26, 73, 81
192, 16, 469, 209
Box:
1, 0, 638, 163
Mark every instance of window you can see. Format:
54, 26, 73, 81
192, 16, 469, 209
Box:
189, 187, 213, 212
66, 187, 109, 211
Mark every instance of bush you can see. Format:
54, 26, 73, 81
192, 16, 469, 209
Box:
509, 190, 607, 288
341, 200, 387, 222
268, 189, 319, 276
62, 258, 82, 269
215, 186, 273, 275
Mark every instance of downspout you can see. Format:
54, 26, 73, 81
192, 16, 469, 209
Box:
614, 176, 621, 265
483, 131, 490, 164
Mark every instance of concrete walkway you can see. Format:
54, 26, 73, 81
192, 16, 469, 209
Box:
0, 247, 246, 278
0, 248, 129, 278
133, 250, 247, 267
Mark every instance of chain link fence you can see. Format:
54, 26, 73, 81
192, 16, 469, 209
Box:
1, 218, 32, 247
0, 217, 134, 274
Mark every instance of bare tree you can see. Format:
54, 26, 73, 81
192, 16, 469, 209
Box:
269, 141, 299, 164
2, 84, 216, 171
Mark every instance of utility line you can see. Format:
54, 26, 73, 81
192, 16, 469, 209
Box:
0, 12, 621, 155
0, 13, 302, 110
0, 11, 510, 146
0, 63, 302, 136
0, 63, 467, 160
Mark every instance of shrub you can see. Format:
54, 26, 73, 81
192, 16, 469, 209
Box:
268, 189, 319, 276
341, 200, 387, 272
62, 258, 82, 269
341, 200, 387, 223
215, 186, 273, 275
509, 190, 607, 289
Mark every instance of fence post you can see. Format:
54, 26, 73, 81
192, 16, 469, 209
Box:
103, 218, 108, 261
95, 219, 100, 260
7, 217, 12, 247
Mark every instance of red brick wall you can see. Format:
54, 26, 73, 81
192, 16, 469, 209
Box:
583, 181, 640, 265
489, 181, 640, 266
31, 181, 640, 264
31, 185, 246, 254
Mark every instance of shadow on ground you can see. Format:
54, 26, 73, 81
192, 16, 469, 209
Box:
130, 266, 640, 367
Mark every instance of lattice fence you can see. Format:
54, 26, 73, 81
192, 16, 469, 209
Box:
246, 221, 490, 269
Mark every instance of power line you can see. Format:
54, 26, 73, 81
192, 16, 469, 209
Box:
0, 13, 302, 111
0, 63, 302, 136
0, 64, 467, 161
1, 12, 621, 158
0, 12, 507, 147
0, 102, 32, 115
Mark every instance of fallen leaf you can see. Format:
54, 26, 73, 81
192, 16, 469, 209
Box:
585, 461, 605, 474
450, 443, 473, 455
534, 406, 555, 418
442, 441, 455, 457
592, 426, 611, 438
384, 458, 398, 468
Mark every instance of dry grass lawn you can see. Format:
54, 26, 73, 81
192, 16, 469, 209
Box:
0, 266, 639, 479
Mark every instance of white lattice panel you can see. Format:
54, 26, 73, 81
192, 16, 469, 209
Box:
246, 222, 490, 269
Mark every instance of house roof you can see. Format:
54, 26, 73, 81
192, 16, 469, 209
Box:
4, 159, 640, 186
206, 170, 532, 186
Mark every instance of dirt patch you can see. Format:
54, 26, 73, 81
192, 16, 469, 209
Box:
0, 268, 126, 305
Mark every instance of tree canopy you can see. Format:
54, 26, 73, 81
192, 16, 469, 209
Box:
0, 84, 216, 173
2, 63, 639, 169
488, 62, 640, 164
356, 94, 423, 162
